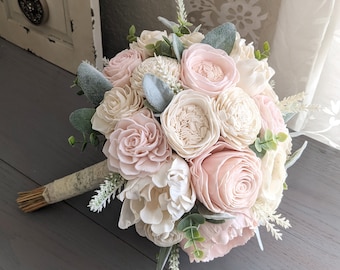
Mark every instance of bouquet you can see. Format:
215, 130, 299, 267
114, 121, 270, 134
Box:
18, 0, 309, 269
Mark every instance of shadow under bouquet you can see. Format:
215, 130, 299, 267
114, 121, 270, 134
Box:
18, 0, 309, 269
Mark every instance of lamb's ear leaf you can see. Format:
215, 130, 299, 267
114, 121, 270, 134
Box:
171, 33, 185, 62
156, 246, 172, 270
201, 22, 236, 54
76, 62, 112, 106
143, 74, 174, 113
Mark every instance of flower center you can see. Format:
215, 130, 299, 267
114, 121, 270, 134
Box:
176, 105, 209, 145
193, 61, 224, 82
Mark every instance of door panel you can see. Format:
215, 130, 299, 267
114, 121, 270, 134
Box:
0, 0, 103, 74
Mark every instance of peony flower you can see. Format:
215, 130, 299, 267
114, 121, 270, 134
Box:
229, 32, 255, 62
130, 56, 180, 97
255, 132, 292, 213
253, 94, 286, 136
161, 90, 220, 159
179, 32, 205, 48
236, 58, 275, 97
117, 154, 195, 246
181, 212, 256, 262
103, 108, 171, 180
189, 140, 262, 214
180, 43, 239, 97
131, 30, 168, 59
103, 49, 142, 87
135, 221, 184, 247
215, 87, 261, 149
91, 85, 144, 137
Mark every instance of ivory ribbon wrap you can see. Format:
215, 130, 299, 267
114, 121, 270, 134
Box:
42, 160, 109, 204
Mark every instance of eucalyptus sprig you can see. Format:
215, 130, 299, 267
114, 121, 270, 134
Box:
177, 213, 205, 259
127, 25, 137, 43
250, 130, 288, 158
255, 41, 270, 60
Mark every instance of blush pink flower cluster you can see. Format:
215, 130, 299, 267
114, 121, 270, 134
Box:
87, 16, 293, 266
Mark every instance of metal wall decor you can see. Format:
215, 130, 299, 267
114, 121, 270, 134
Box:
18, 0, 49, 25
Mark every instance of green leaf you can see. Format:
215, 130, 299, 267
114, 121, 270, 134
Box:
285, 141, 308, 169
171, 33, 185, 62
264, 129, 273, 141
277, 132, 288, 142
283, 182, 288, 190
183, 239, 194, 249
158, 16, 178, 31
69, 108, 96, 134
76, 62, 112, 106
143, 74, 174, 113
156, 246, 172, 270
193, 250, 204, 259
201, 22, 236, 54
68, 136, 76, 146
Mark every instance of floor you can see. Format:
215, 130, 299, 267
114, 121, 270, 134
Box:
0, 36, 339, 270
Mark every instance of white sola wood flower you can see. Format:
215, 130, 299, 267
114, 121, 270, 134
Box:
117, 154, 196, 246
215, 87, 261, 149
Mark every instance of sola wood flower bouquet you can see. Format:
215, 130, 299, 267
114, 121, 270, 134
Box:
18, 0, 309, 269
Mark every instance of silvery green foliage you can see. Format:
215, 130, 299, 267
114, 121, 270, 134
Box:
69, 108, 96, 134
285, 141, 308, 169
143, 74, 174, 113
202, 22, 236, 55
171, 33, 185, 61
76, 62, 112, 106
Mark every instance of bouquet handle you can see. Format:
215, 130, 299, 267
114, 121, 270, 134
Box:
17, 160, 109, 212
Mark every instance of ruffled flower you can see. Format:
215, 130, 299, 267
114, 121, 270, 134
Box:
161, 90, 220, 159
135, 222, 183, 247
255, 132, 292, 213
130, 56, 180, 97
229, 32, 255, 62
103, 108, 171, 180
215, 87, 261, 149
91, 86, 144, 137
189, 140, 262, 214
103, 49, 142, 87
180, 43, 239, 97
117, 154, 195, 245
236, 58, 275, 97
131, 30, 168, 59
179, 32, 205, 48
181, 212, 256, 262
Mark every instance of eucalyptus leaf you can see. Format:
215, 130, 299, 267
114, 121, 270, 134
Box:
143, 74, 174, 113
201, 22, 236, 54
156, 246, 172, 270
76, 62, 112, 106
285, 141, 308, 169
69, 108, 96, 134
177, 213, 205, 231
171, 33, 185, 62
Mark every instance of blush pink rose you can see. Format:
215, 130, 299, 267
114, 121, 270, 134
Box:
103, 108, 172, 180
189, 140, 262, 214
103, 49, 142, 87
253, 94, 286, 136
181, 212, 256, 262
180, 43, 239, 97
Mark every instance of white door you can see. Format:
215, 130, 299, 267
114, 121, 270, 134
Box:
0, 0, 103, 74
